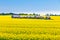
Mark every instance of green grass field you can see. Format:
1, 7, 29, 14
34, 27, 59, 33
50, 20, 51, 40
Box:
0, 15, 60, 40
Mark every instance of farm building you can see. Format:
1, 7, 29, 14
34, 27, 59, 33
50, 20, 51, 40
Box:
12, 14, 20, 18
46, 16, 51, 19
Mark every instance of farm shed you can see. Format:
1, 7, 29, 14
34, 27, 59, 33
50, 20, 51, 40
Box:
46, 16, 51, 19
12, 14, 20, 18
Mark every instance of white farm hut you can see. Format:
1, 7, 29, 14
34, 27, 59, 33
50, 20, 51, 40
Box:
12, 14, 20, 18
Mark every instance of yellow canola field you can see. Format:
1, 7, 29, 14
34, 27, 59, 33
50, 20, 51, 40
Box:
0, 15, 60, 40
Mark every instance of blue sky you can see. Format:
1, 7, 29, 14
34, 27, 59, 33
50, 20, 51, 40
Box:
0, 0, 60, 13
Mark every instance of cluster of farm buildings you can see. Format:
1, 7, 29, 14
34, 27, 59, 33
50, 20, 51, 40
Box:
12, 14, 51, 19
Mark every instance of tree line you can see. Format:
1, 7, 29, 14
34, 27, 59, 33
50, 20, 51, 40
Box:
0, 13, 60, 16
